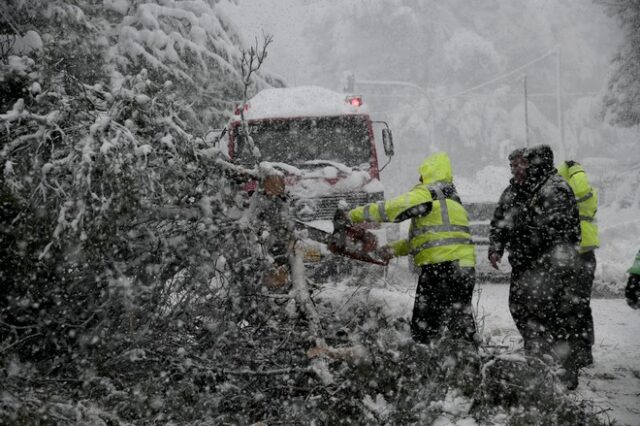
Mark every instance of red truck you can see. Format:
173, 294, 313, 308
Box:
226, 86, 394, 222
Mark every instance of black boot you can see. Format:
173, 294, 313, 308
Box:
560, 366, 579, 390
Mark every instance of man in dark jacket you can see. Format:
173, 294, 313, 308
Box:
513, 145, 582, 389
488, 148, 529, 270
488, 148, 537, 349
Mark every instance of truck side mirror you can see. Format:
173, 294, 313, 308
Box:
382, 128, 394, 157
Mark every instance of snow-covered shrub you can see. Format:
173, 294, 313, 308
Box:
477, 355, 604, 425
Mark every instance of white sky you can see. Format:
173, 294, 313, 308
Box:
230, 0, 314, 86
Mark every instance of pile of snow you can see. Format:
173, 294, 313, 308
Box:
287, 170, 382, 199
9, 31, 43, 55
263, 160, 383, 199
242, 86, 369, 120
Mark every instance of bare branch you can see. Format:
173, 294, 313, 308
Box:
239, 33, 274, 103
0, 35, 16, 64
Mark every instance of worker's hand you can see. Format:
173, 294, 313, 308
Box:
333, 208, 351, 231
376, 245, 394, 261
488, 252, 502, 270
625, 275, 640, 310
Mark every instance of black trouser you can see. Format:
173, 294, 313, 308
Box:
573, 250, 596, 367
627, 274, 640, 307
411, 261, 477, 345
509, 265, 554, 355
508, 266, 534, 350
510, 249, 586, 372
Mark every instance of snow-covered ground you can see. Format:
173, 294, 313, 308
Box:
317, 262, 640, 425
476, 283, 640, 426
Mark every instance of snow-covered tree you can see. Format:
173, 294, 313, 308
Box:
0, 0, 288, 377
600, 0, 640, 127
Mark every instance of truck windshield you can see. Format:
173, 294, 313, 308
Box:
233, 115, 372, 168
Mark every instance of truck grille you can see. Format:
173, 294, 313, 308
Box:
293, 192, 385, 221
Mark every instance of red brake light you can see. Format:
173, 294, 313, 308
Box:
234, 103, 250, 115
346, 95, 363, 107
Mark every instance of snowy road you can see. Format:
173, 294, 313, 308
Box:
319, 267, 640, 425
475, 282, 640, 426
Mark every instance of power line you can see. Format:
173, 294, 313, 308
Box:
437, 48, 559, 100
353, 48, 565, 105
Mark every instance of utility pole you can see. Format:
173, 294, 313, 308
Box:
524, 75, 529, 147
555, 47, 565, 159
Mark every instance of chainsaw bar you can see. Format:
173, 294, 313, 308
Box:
294, 220, 388, 266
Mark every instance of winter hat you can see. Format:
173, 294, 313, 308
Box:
525, 144, 555, 183
508, 147, 527, 161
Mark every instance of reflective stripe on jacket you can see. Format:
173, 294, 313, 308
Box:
349, 152, 475, 267
558, 161, 600, 253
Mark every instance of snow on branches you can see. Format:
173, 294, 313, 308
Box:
0, 0, 295, 366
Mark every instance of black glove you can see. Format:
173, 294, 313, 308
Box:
333, 208, 350, 232
626, 274, 640, 309
376, 245, 394, 261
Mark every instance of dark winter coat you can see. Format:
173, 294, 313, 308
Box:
488, 179, 531, 270
518, 145, 581, 264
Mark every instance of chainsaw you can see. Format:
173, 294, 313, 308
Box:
294, 219, 389, 266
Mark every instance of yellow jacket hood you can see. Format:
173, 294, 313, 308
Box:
419, 152, 453, 184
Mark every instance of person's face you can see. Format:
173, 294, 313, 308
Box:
510, 156, 528, 184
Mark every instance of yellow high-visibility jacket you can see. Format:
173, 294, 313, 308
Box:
557, 161, 600, 253
349, 152, 475, 267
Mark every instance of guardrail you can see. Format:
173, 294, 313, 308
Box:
466, 201, 495, 246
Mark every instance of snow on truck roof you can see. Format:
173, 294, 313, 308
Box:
240, 86, 370, 120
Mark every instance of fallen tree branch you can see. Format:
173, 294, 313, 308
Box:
221, 367, 309, 376
0, 333, 43, 354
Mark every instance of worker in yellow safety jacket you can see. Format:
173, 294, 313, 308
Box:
345, 152, 477, 346
557, 160, 600, 368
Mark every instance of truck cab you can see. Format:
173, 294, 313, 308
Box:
226, 86, 393, 222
